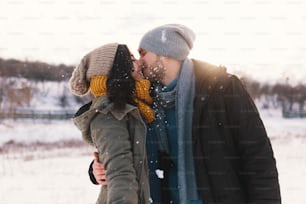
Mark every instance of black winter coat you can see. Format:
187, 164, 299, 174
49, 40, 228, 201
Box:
191, 59, 281, 204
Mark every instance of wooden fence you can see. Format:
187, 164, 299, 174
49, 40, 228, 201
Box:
0, 109, 76, 120
282, 109, 306, 118
1, 108, 305, 120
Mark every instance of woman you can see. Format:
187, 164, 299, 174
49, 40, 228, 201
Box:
69, 43, 154, 204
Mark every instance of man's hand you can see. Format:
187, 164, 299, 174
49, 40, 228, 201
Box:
92, 152, 107, 186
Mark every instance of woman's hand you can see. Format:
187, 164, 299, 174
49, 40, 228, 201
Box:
92, 152, 107, 186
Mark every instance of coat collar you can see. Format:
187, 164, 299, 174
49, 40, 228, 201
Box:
92, 96, 140, 121
72, 96, 144, 145
191, 59, 229, 97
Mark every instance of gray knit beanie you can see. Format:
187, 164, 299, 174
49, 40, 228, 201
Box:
69, 43, 119, 96
139, 24, 196, 60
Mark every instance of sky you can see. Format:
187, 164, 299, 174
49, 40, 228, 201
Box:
1, 0, 306, 83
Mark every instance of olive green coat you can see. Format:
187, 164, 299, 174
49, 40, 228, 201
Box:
73, 96, 151, 204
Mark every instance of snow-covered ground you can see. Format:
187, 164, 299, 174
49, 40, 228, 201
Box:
0, 107, 306, 204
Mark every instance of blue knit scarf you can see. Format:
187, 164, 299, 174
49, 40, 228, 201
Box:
152, 59, 200, 203
176, 59, 200, 203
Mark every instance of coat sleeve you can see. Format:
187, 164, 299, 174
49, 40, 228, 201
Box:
91, 113, 138, 204
225, 76, 281, 203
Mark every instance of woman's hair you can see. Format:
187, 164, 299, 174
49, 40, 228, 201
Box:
107, 44, 135, 110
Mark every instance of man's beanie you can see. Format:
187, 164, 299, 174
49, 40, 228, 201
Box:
139, 24, 196, 60
69, 43, 118, 96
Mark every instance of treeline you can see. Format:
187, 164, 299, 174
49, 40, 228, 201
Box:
241, 76, 306, 112
0, 57, 305, 113
0, 58, 74, 81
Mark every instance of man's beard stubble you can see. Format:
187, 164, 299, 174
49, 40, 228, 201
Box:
144, 57, 166, 84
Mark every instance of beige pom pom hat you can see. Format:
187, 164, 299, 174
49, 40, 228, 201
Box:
69, 43, 119, 96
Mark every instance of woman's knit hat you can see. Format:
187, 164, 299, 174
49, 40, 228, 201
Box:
138, 24, 196, 60
69, 43, 119, 96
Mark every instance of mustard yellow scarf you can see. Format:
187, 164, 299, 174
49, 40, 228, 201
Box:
90, 76, 155, 123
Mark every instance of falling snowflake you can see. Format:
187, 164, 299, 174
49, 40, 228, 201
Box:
155, 169, 164, 179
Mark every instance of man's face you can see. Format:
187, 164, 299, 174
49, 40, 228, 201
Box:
138, 48, 166, 83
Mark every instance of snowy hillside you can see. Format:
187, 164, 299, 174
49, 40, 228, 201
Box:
0, 78, 85, 112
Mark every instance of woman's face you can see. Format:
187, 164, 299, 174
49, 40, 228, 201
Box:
131, 54, 144, 81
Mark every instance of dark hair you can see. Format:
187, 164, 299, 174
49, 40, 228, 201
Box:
107, 44, 135, 110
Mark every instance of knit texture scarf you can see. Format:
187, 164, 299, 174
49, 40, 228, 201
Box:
176, 59, 200, 203
152, 59, 200, 203
90, 76, 155, 123
150, 83, 176, 153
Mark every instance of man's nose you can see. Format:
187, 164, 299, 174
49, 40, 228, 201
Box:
133, 60, 140, 70
135, 60, 144, 68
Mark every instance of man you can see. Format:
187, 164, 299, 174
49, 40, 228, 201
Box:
89, 24, 281, 204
